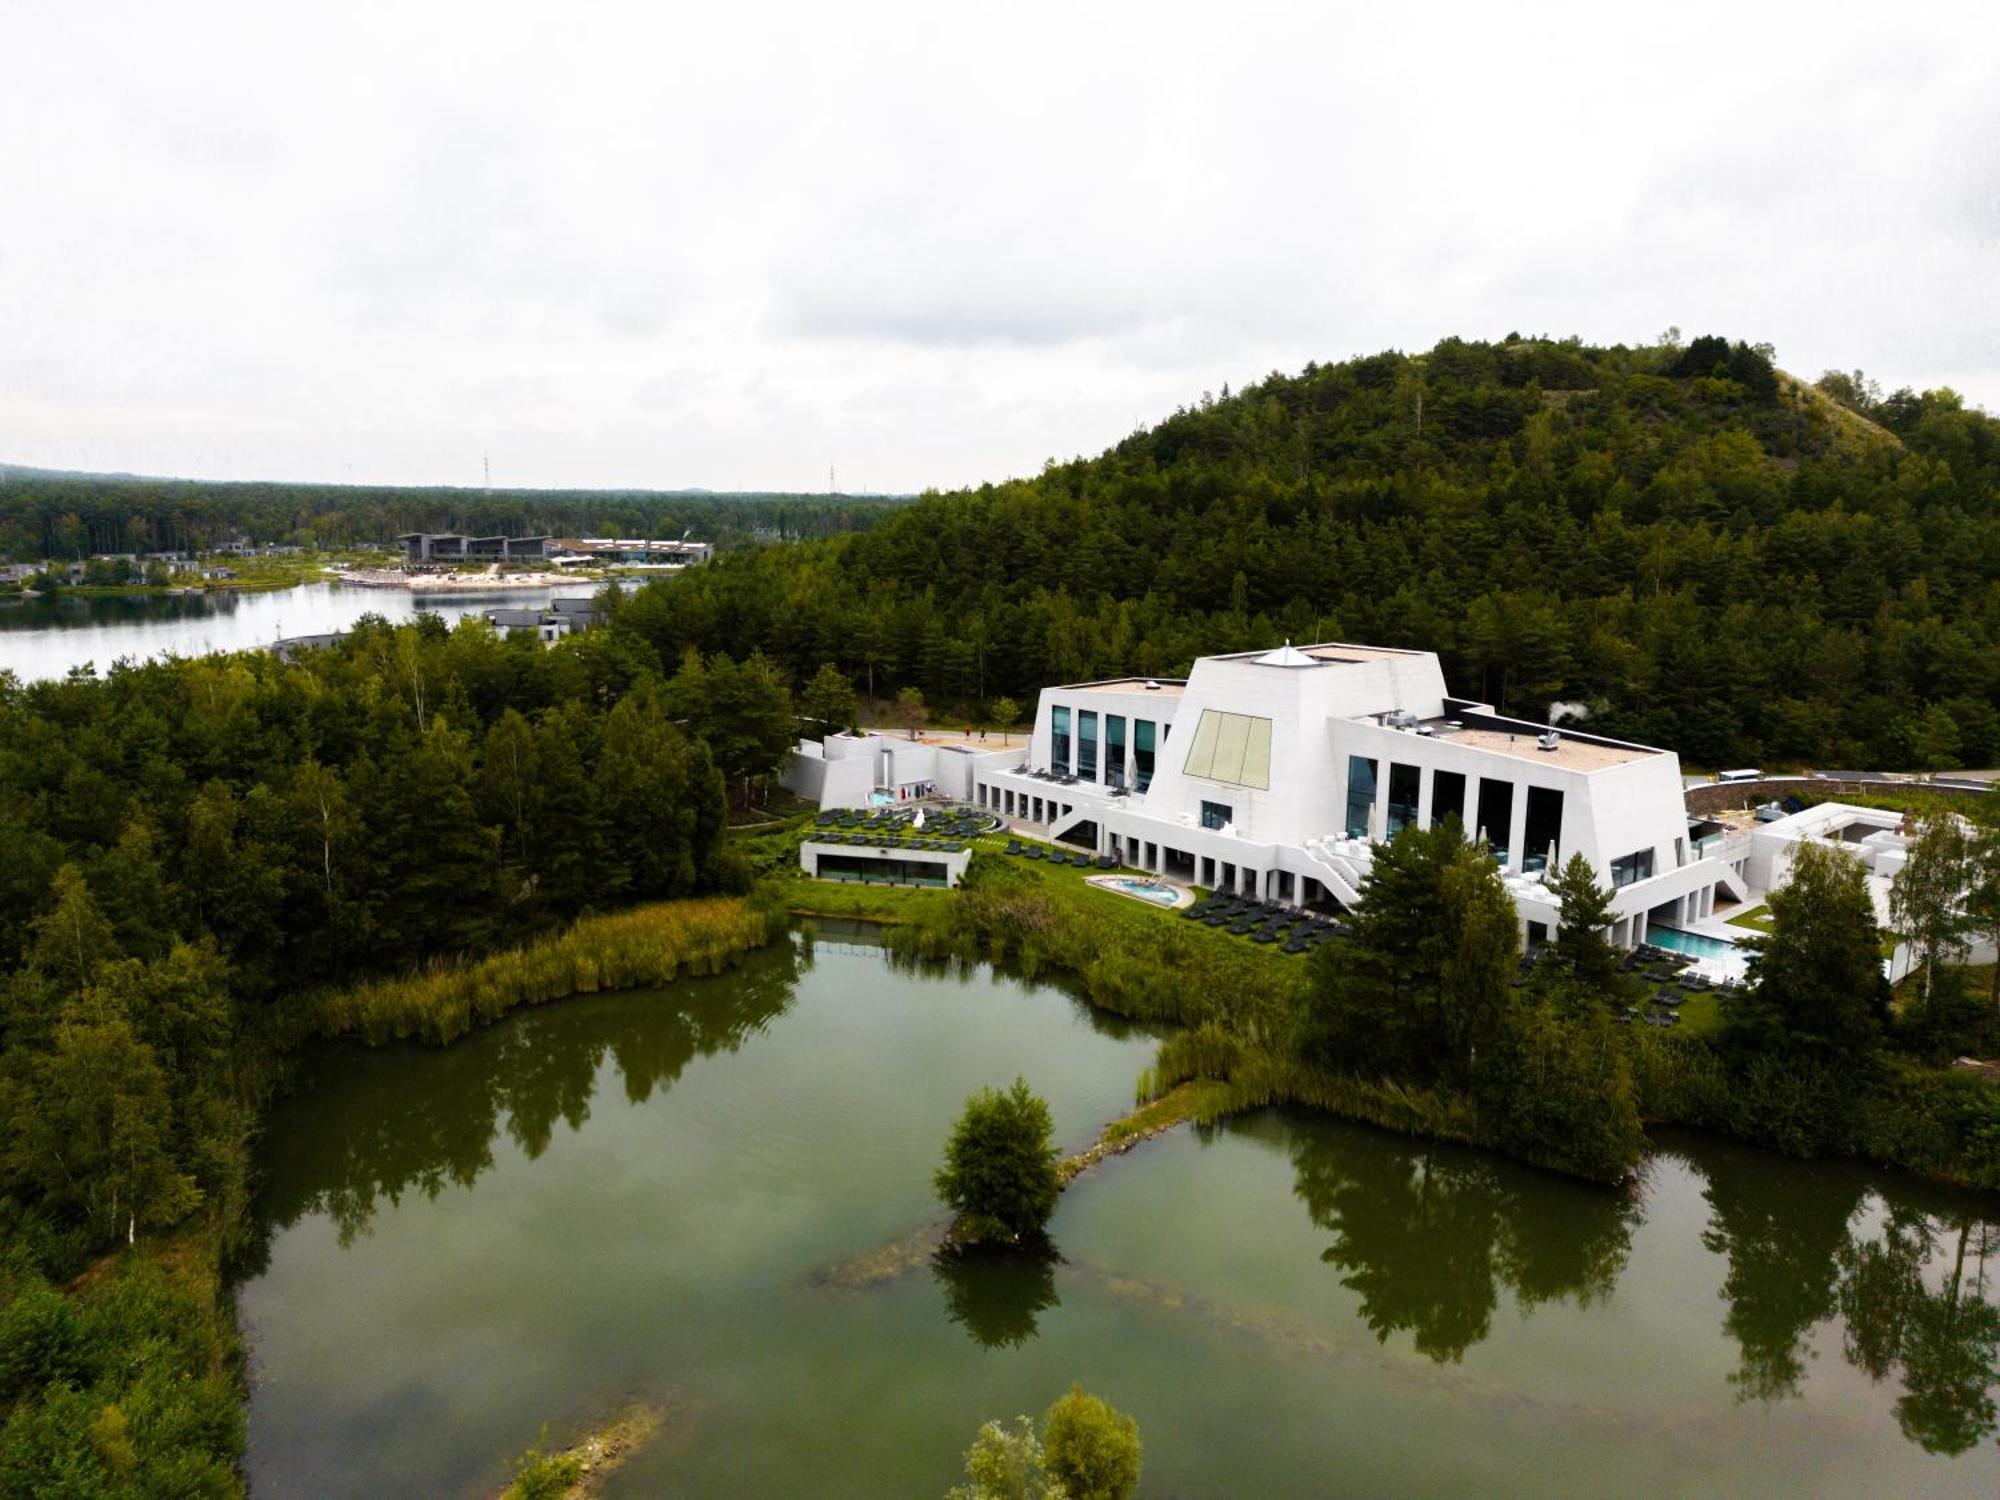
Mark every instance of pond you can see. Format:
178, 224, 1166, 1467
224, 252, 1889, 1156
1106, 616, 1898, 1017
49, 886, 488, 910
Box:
235, 930, 2000, 1498
0, 581, 563, 682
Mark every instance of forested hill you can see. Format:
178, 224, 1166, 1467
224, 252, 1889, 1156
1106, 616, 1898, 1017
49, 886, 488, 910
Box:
610, 335, 2000, 770
0, 469, 909, 558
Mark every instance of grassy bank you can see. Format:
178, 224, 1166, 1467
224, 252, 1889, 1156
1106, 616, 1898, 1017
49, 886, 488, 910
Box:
839, 846, 1311, 1042
0, 1230, 243, 1493
776, 843, 2000, 1195
306, 894, 784, 1046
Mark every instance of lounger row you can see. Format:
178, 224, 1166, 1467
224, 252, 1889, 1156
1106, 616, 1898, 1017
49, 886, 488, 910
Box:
1179, 895, 1351, 953
1003, 842, 1115, 869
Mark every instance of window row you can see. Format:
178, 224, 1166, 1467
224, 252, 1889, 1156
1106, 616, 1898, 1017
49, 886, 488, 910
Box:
1047, 707, 1161, 792
1344, 757, 1571, 874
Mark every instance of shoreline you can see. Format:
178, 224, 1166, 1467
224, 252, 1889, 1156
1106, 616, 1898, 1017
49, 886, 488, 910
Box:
339, 566, 597, 591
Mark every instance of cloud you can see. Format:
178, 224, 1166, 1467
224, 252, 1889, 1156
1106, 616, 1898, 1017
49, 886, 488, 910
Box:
0, 1, 1994, 491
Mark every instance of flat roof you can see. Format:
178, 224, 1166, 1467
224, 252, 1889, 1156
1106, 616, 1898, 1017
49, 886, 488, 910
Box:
1208, 641, 1423, 667
1051, 677, 1188, 696
1422, 724, 1657, 772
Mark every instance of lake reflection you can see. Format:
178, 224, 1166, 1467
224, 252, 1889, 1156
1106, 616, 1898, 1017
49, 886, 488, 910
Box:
0, 581, 563, 681
238, 935, 2000, 1498
1276, 1119, 1998, 1454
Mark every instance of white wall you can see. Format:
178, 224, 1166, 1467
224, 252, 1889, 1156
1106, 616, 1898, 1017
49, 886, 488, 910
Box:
984, 642, 1723, 933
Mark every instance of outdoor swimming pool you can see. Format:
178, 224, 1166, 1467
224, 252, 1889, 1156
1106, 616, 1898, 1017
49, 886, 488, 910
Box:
1649, 925, 1749, 974
1094, 875, 1182, 908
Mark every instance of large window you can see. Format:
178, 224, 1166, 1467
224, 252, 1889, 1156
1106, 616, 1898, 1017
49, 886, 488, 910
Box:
1078, 711, 1098, 782
1106, 715, 1127, 788
1345, 756, 1378, 838
1051, 706, 1071, 774
1476, 778, 1514, 863
1431, 769, 1467, 829
1611, 848, 1655, 888
1180, 710, 1273, 790
1387, 762, 1422, 836
1523, 786, 1564, 874
1201, 800, 1233, 830
1135, 720, 1156, 792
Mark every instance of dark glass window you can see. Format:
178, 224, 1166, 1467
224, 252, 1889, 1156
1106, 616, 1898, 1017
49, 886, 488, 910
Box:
1476, 778, 1514, 863
1051, 706, 1071, 773
1611, 848, 1655, 888
1431, 769, 1467, 829
1078, 711, 1098, 782
1135, 720, 1156, 792
1387, 763, 1422, 836
1346, 756, 1378, 838
1201, 800, 1233, 830
1106, 715, 1127, 788
1523, 786, 1564, 874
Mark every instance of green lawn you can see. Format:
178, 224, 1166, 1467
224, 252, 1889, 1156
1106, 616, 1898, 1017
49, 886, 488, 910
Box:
1725, 904, 1774, 933
1676, 990, 1724, 1037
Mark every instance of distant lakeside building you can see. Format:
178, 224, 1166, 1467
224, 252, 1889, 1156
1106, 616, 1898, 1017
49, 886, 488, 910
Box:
549, 538, 714, 569
788, 641, 1746, 951
397, 532, 552, 563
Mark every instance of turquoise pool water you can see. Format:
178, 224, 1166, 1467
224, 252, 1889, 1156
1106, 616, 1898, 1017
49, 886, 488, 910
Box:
1649, 926, 1748, 972
1105, 877, 1179, 907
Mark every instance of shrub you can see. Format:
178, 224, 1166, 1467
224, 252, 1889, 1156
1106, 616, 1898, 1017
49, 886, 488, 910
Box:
504, 1428, 582, 1500
1041, 1385, 1142, 1500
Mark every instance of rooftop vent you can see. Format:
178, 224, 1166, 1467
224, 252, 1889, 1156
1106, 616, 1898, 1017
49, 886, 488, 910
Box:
1254, 640, 1318, 668
1143, 679, 1162, 691
1537, 731, 1561, 753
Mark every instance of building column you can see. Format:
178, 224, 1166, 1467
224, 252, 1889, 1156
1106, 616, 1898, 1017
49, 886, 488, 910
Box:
1416, 770, 1434, 832
1506, 791, 1529, 875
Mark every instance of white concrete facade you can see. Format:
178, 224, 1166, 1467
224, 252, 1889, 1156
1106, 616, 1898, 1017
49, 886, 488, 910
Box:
781, 730, 1018, 809
968, 642, 1732, 948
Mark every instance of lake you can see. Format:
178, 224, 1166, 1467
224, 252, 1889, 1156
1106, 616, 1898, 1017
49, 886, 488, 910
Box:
0, 581, 567, 682
235, 931, 2000, 1498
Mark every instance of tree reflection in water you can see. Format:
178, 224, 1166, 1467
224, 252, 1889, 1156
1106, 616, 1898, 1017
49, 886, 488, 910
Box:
1284, 1121, 1636, 1364
1282, 1114, 1998, 1455
245, 940, 801, 1257
1838, 1210, 1998, 1455
932, 1239, 1063, 1349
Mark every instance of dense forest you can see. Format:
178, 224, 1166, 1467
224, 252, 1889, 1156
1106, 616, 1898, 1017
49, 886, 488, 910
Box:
603, 334, 2000, 769
0, 468, 908, 559
0, 618, 794, 1486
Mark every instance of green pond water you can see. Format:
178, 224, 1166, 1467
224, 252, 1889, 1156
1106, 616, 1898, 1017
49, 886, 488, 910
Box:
236, 930, 2000, 1498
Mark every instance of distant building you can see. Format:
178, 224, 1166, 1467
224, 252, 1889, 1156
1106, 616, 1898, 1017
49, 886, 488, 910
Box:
270, 632, 346, 661
482, 597, 602, 643
549, 538, 713, 569
398, 533, 551, 564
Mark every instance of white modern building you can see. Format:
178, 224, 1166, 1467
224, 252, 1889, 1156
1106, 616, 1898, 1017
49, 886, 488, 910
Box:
783, 729, 1016, 809
967, 642, 1747, 949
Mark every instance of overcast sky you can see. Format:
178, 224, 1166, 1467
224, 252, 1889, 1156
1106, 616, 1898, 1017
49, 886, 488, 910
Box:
3, 3, 1994, 494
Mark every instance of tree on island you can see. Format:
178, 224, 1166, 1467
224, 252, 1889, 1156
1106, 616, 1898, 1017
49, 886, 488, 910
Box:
935, 1077, 1060, 1243
947, 1385, 1141, 1500
895, 685, 927, 741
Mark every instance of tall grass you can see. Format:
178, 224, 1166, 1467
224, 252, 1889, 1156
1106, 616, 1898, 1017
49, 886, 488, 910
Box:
310, 896, 780, 1046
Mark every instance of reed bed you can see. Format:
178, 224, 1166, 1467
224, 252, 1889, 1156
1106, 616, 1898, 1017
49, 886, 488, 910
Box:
311, 897, 778, 1046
